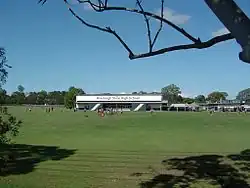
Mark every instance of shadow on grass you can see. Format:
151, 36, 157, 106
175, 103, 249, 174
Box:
133, 150, 250, 188
0, 144, 76, 176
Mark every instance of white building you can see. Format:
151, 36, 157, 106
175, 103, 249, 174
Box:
75, 94, 163, 112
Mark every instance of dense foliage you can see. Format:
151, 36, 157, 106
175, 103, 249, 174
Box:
236, 88, 250, 102
0, 48, 22, 145
0, 109, 22, 144
64, 87, 85, 109
0, 86, 85, 109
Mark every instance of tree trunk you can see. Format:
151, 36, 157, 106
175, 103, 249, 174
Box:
204, 0, 250, 63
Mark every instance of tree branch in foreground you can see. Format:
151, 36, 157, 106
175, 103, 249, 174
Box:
136, 0, 153, 52
40, 0, 235, 60
78, 0, 200, 43
151, 0, 164, 49
130, 33, 234, 59
68, 8, 134, 57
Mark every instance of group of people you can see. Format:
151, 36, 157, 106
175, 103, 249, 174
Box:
45, 107, 54, 113
25, 106, 55, 113
218, 106, 248, 113
208, 106, 249, 115
25, 106, 32, 112
97, 108, 105, 117
97, 108, 123, 117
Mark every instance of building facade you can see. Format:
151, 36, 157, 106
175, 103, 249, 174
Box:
75, 94, 163, 112
198, 99, 250, 111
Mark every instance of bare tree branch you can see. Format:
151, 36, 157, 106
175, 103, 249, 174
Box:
136, 0, 153, 52
130, 33, 234, 60
104, 0, 107, 7
39, 0, 235, 60
152, 0, 164, 48
68, 8, 134, 57
97, 0, 103, 7
76, 0, 100, 11
70, 0, 234, 60
38, 0, 70, 5
77, 0, 200, 43
38, 0, 47, 5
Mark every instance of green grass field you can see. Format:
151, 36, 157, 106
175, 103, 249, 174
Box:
0, 107, 250, 188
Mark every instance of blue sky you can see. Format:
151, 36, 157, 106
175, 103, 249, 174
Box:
1, 0, 250, 98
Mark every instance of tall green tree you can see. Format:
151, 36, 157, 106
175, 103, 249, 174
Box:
0, 48, 8, 86
47, 91, 66, 105
236, 88, 250, 102
0, 88, 7, 105
25, 92, 38, 104
11, 85, 26, 105
64, 86, 85, 109
207, 91, 226, 103
182, 97, 195, 104
221, 92, 229, 99
138, 91, 147, 94
194, 95, 206, 103
161, 84, 181, 104
17, 85, 25, 93
36, 90, 48, 105
0, 48, 21, 144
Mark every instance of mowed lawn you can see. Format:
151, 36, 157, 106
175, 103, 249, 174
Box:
0, 107, 250, 188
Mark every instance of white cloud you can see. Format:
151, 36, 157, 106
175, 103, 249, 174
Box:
158, 7, 191, 25
212, 28, 230, 37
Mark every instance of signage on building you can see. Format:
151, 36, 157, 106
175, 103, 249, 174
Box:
76, 95, 162, 102
96, 96, 141, 101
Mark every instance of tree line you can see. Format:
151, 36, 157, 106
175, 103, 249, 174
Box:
133, 84, 249, 104
161, 84, 250, 104
1, 84, 250, 108
0, 85, 85, 109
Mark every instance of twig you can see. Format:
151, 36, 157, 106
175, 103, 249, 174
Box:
40, 0, 200, 43
69, 6, 233, 60
104, 0, 107, 7
130, 33, 234, 59
97, 0, 104, 8
152, 0, 164, 48
68, 8, 134, 57
136, 0, 152, 52
38, 0, 70, 5
39, 0, 235, 60
77, 0, 200, 43
77, 0, 100, 11
38, 0, 47, 5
